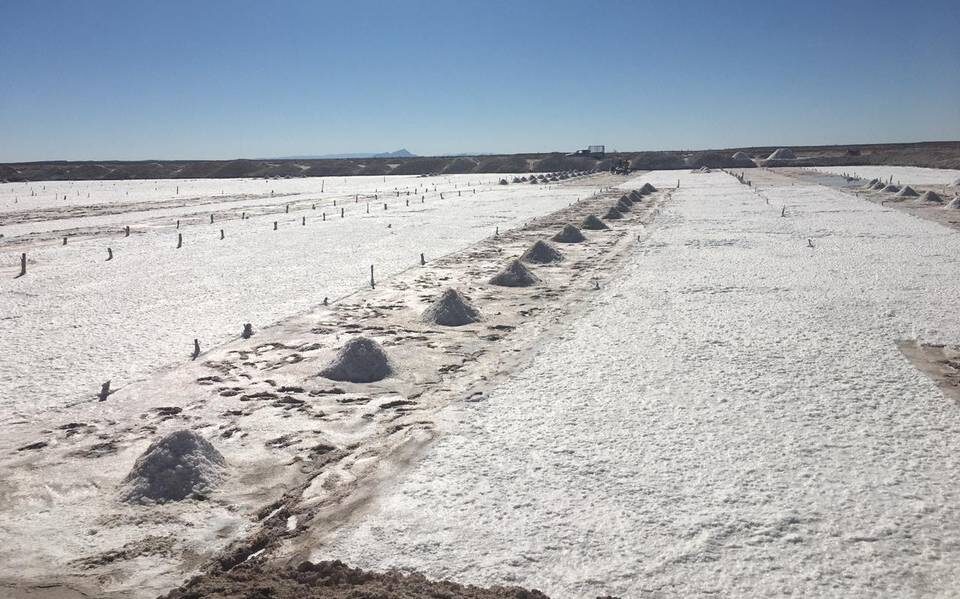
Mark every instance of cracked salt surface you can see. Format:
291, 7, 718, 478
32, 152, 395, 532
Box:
313, 170, 960, 597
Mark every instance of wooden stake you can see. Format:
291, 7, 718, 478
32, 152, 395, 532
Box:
176, 233, 183, 249
220, 229, 225, 240
98, 380, 111, 402
274, 221, 278, 230
192, 339, 200, 360
106, 247, 113, 261
420, 252, 425, 266
370, 265, 375, 288
17, 253, 26, 277
124, 225, 130, 237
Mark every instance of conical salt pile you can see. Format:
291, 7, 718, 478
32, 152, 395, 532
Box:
863, 178, 879, 189
489, 259, 539, 287
603, 206, 624, 220
422, 288, 481, 326
731, 151, 752, 161
521, 239, 563, 264
580, 214, 609, 230
896, 185, 919, 197
552, 224, 586, 243
318, 336, 393, 383
766, 148, 796, 160
881, 184, 900, 193
119, 430, 226, 504
629, 190, 643, 201
946, 197, 960, 209
616, 198, 632, 212
640, 183, 656, 193
619, 194, 634, 205
917, 191, 944, 204
871, 181, 886, 190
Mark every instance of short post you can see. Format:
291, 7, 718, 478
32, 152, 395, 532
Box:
192, 339, 201, 360
341, 208, 344, 218
366, 203, 370, 213
176, 219, 180, 229
62, 237, 68, 246
780, 206, 786, 217
273, 221, 278, 230
285, 205, 290, 213
98, 380, 111, 402
17, 252, 27, 277
370, 264, 375, 288
302, 216, 306, 226
124, 225, 130, 237
210, 214, 214, 224
383, 203, 387, 210
323, 212, 326, 221
176, 233, 183, 249
241, 323, 253, 339
220, 229, 225, 240
106, 247, 113, 261
420, 252, 425, 265
242, 212, 246, 220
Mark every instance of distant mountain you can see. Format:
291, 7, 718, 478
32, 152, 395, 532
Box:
272, 149, 416, 160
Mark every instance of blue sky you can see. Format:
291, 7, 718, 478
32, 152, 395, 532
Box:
1, 0, 958, 162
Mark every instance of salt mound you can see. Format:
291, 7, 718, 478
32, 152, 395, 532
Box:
552, 224, 586, 243
629, 190, 643, 201
766, 148, 796, 160
616, 198, 632, 212
896, 185, 919, 197
422, 288, 480, 326
946, 197, 960, 209
619, 194, 634, 205
603, 206, 624, 220
319, 337, 393, 383
489, 259, 539, 287
863, 178, 879, 189
731, 151, 752, 161
521, 240, 563, 264
917, 190, 944, 204
580, 214, 609, 230
881, 184, 900, 193
640, 183, 656, 193
119, 430, 226, 504
871, 181, 886, 190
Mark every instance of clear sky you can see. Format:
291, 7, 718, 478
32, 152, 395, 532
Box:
1, 0, 958, 162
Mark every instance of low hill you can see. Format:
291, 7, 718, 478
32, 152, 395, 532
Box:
2, 141, 957, 182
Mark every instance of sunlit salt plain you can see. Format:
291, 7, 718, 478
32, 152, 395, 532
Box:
805, 165, 960, 186
314, 169, 960, 597
0, 174, 589, 421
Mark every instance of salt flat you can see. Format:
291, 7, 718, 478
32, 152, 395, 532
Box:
313, 169, 960, 597
805, 165, 960, 186
0, 174, 590, 421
